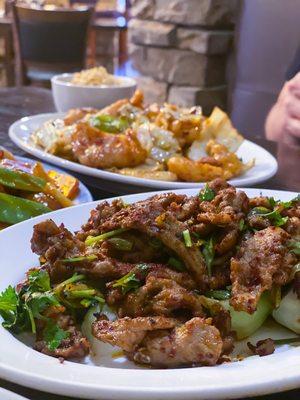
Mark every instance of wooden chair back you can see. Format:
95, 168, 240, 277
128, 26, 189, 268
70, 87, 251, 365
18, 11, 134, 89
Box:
11, 3, 93, 85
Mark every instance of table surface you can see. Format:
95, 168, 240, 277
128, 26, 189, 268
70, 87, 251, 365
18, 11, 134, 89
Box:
0, 86, 299, 400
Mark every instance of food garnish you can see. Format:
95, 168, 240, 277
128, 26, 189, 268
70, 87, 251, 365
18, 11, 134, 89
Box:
0, 149, 80, 228
1, 179, 299, 367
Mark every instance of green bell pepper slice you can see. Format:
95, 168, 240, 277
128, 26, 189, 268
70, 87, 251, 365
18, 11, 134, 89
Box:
0, 193, 51, 224
0, 167, 46, 192
90, 115, 129, 133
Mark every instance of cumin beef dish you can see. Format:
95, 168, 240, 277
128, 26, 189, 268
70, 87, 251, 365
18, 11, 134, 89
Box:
1, 179, 299, 368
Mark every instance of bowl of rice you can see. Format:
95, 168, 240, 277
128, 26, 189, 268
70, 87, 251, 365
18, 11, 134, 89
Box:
51, 67, 137, 112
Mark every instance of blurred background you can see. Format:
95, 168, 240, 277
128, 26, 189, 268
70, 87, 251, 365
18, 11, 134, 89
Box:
0, 0, 300, 138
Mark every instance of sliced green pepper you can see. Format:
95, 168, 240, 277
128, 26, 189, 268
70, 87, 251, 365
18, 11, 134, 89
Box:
107, 238, 133, 251
0, 167, 46, 192
0, 193, 51, 224
85, 228, 128, 246
90, 114, 129, 133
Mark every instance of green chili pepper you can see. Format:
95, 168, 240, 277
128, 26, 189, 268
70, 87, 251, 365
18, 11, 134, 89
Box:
107, 238, 133, 251
0, 193, 51, 224
183, 229, 192, 247
206, 289, 231, 301
61, 255, 97, 263
168, 257, 186, 272
0, 167, 46, 192
85, 228, 128, 246
90, 115, 129, 133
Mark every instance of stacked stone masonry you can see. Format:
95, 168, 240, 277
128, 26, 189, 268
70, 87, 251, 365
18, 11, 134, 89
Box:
129, 0, 239, 113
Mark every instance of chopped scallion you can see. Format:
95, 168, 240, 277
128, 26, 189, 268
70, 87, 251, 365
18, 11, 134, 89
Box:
85, 228, 128, 246
183, 229, 192, 247
168, 257, 185, 272
61, 255, 97, 263
107, 237, 133, 251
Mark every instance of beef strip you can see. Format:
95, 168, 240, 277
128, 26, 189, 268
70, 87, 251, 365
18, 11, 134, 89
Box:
282, 204, 300, 236
247, 338, 275, 357
249, 197, 273, 209
132, 317, 223, 368
247, 215, 271, 230
230, 226, 296, 313
92, 316, 178, 352
117, 275, 204, 318
215, 228, 239, 255
92, 316, 223, 368
31, 219, 85, 258
35, 314, 89, 359
208, 178, 230, 193
77, 199, 126, 241
97, 193, 208, 290
105, 265, 197, 308
31, 220, 88, 282
31, 220, 139, 282
145, 265, 197, 290
197, 186, 248, 227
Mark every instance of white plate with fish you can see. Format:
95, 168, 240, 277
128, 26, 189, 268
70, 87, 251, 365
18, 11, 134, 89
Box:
0, 185, 299, 399
8, 111, 278, 193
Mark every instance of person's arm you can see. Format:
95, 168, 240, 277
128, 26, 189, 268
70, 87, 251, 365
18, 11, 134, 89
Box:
265, 72, 300, 144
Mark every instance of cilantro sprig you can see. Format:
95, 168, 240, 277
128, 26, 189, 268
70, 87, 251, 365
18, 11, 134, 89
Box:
248, 207, 288, 227
183, 229, 192, 247
112, 264, 149, 294
268, 194, 300, 209
199, 184, 215, 202
0, 270, 104, 351
43, 320, 69, 351
0, 286, 20, 330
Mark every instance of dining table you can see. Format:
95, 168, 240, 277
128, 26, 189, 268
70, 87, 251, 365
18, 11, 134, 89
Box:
0, 86, 299, 400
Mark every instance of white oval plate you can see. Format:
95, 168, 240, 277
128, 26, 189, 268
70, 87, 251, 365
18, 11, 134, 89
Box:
0, 188, 299, 400
15, 155, 93, 206
0, 388, 28, 400
9, 113, 278, 190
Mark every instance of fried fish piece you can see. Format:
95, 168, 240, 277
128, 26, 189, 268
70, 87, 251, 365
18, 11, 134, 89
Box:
167, 140, 252, 183
71, 122, 147, 169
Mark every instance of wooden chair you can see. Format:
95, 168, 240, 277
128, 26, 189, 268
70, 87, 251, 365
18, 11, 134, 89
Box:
0, 17, 14, 86
11, 3, 93, 86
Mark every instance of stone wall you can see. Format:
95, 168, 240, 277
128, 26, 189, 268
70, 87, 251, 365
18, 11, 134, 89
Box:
129, 0, 239, 114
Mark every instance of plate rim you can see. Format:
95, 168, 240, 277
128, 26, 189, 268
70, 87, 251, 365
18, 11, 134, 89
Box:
0, 387, 29, 400
8, 113, 278, 189
0, 187, 299, 400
